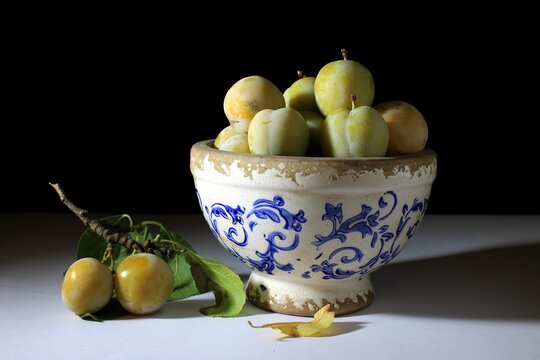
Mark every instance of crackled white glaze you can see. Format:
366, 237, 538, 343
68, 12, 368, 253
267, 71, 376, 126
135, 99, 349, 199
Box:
190, 140, 437, 315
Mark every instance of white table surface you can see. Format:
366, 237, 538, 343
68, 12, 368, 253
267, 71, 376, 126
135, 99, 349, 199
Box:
1, 213, 539, 360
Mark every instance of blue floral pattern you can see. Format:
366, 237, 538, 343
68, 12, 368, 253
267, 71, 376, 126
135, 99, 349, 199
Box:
203, 195, 306, 274
198, 189, 428, 280
308, 191, 428, 280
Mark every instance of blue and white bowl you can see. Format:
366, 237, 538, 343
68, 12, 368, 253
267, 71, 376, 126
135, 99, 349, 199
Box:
190, 140, 437, 316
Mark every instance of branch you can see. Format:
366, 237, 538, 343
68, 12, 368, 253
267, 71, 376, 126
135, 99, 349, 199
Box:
49, 182, 89, 225
49, 183, 174, 257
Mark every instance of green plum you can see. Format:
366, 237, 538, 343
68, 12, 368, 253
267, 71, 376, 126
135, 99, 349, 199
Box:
314, 49, 374, 117
284, 71, 318, 112
299, 111, 325, 156
248, 108, 309, 156
321, 96, 388, 157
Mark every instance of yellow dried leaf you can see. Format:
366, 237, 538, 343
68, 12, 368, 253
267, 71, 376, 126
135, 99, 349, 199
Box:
248, 304, 335, 337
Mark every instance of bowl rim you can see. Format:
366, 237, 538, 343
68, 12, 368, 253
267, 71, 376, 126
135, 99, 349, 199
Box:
191, 139, 436, 172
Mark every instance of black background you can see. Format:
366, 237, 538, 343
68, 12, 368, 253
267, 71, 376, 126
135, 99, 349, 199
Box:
4, 12, 538, 215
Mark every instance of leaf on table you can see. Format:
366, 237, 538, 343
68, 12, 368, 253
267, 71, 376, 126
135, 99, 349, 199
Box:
185, 251, 246, 317
80, 297, 129, 322
248, 304, 335, 337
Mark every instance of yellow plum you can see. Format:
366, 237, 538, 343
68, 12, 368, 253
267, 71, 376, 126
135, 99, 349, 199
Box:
219, 133, 251, 154
375, 101, 428, 156
214, 125, 243, 149
224, 76, 285, 132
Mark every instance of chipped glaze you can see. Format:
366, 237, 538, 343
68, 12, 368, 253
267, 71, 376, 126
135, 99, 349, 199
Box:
190, 140, 437, 316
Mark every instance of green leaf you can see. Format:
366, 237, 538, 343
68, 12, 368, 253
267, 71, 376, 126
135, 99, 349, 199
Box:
163, 229, 199, 301
158, 224, 195, 252
112, 244, 131, 270
185, 251, 246, 317
80, 313, 101, 321
168, 252, 199, 301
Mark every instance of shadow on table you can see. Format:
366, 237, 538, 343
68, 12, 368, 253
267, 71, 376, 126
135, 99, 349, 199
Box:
152, 298, 219, 319
152, 297, 271, 320
363, 243, 540, 320
143, 244, 540, 323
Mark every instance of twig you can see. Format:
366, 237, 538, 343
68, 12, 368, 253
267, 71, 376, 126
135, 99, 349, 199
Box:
49, 183, 174, 257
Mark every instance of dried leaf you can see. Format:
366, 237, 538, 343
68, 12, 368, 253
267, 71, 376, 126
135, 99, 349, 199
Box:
248, 304, 335, 337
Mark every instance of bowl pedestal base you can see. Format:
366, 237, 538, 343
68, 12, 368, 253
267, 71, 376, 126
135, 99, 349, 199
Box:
246, 271, 374, 316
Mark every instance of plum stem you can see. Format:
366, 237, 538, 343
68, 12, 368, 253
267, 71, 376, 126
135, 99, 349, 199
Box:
341, 49, 348, 60
351, 94, 357, 110
297, 70, 306, 78
49, 182, 174, 257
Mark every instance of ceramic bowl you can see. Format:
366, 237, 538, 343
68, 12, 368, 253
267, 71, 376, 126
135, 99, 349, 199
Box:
190, 140, 437, 316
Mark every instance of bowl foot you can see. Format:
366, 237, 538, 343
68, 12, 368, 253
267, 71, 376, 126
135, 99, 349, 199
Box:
246, 272, 374, 316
